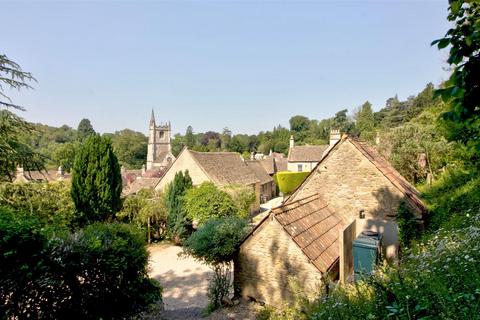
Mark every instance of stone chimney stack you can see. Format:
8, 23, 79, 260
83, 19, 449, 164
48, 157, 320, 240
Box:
141, 164, 146, 175
289, 135, 295, 148
57, 166, 64, 177
329, 129, 341, 145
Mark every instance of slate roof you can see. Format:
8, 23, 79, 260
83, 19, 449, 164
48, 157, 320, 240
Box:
272, 193, 344, 273
189, 150, 259, 186
288, 145, 329, 162
348, 138, 427, 214
245, 160, 274, 185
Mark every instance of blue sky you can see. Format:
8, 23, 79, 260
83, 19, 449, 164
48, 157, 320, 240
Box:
2, 1, 450, 135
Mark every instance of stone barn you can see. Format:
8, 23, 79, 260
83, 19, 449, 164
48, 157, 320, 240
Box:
285, 136, 427, 259
234, 193, 345, 306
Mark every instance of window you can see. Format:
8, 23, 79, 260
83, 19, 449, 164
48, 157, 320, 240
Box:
297, 164, 303, 172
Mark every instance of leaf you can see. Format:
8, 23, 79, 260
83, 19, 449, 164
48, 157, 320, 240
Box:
438, 38, 451, 49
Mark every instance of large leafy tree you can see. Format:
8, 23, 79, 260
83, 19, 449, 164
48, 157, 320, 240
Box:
432, 1, 480, 155
71, 135, 122, 226
77, 118, 95, 141
109, 129, 147, 169
0, 54, 44, 181
165, 170, 193, 244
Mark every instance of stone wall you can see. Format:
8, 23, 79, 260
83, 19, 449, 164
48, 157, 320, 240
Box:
155, 149, 210, 191
234, 215, 324, 306
289, 140, 406, 259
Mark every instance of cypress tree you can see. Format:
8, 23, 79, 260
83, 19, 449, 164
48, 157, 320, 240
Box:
71, 134, 122, 226
166, 170, 193, 244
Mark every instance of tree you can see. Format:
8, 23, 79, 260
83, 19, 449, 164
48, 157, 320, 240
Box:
51, 141, 79, 172
71, 135, 122, 226
165, 170, 193, 244
109, 129, 147, 169
185, 125, 196, 149
184, 182, 240, 226
0, 54, 43, 181
77, 118, 95, 140
220, 127, 232, 150
182, 217, 249, 311
432, 1, 480, 155
289, 115, 310, 133
118, 189, 168, 243
356, 101, 375, 141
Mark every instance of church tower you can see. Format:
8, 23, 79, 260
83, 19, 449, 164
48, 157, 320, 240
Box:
146, 110, 175, 170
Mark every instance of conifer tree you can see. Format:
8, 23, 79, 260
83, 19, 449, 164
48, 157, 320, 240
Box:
356, 101, 375, 141
77, 118, 95, 141
71, 135, 122, 226
166, 170, 193, 244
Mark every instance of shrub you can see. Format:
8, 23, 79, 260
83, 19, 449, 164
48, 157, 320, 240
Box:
182, 217, 249, 312
274, 171, 309, 195
0, 181, 74, 228
396, 201, 419, 248
165, 170, 193, 244
184, 182, 240, 226
71, 134, 122, 227
224, 184, 256, 217
0, 207, 161, 319
118, 189, 168, 243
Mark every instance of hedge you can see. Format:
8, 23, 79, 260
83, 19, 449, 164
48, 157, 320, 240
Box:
274, 171, 310, 195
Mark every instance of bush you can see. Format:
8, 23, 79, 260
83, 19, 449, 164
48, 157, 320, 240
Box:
0, 207, 161, 319
184, 182, 240, 226
182, 217, 249, 312
274, 171, 309, 195
0, 181, 74, 228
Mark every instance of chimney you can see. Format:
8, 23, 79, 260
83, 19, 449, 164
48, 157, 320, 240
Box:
141, 164, 146, 175
250, 152, 255, 160
329, 129, 341, 145
57, 166, 64, 177
121, 165, 126, 174
289, 135, 295, 148
15, 166, 24, 181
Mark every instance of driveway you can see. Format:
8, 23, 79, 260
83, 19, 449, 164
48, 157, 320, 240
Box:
147, 244, 212, 319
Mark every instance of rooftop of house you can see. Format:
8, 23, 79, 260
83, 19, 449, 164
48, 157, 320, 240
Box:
272, 193, 344, 273
15, 168, 70, 182
245, 160, 274, 185
188, 150, 259, 186
287, 145, 329, 162
122, 177, 161, 196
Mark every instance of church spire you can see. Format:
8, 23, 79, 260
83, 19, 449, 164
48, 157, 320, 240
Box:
150, 109, 156, 127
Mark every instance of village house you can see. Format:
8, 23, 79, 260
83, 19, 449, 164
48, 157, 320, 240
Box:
13, 166, 70, 183
155, 148, 262, 212
286, 130, 340, 172
235, 135, 426, 306
258, 151, 288, 176
234, 193, 344, 306
245, 160, 276, 202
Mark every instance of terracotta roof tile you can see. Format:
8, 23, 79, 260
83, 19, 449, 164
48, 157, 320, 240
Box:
272, 193, 344, 273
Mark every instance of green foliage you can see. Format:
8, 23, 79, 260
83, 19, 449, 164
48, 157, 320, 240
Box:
165, 170, 193, 244
274, 171, 309, 195
182, 217, 249, 311
77, 118, 95, 140
224, 184, 256, 218
356, 101, 375, 141
185, 125, 196, 148
109, 129, 148, 169
183, 216, 249, 265
0, 181, 74, 228
0, 54, 36, 110
71, 135, 122, 226
184, 182, 240, 225
0, 207, 161, 318
396, 202, 418, 248
118, 189, 168, 243
432, 1, 480, 155
51, 141, 79, 172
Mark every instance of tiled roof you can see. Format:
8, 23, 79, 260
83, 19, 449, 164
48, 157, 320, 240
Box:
18, 170, 70, 182
122, 177, 161, 196
245, 160, 274, 185
348, 138, 427, 214
189, 150, 259, 186
288, 145, 329, 162
275, 158, 288, 172
272, 193, 344, 273
259, 157, 275, 175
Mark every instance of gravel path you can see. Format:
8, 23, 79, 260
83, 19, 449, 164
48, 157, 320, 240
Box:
147, 244, 212, 320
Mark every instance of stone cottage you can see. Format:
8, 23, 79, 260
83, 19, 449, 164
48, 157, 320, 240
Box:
155, 148, 261, 212
234, 193, 344, 306
285, 135, 426, 259
245, 160, 276, 203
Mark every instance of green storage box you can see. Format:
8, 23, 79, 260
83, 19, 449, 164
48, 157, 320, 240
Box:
353, 231, 382, 280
